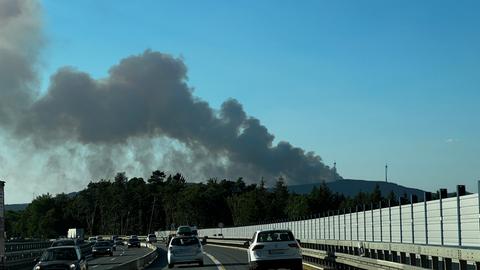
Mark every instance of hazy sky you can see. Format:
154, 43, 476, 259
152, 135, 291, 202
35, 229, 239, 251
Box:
3, 0, 480, 203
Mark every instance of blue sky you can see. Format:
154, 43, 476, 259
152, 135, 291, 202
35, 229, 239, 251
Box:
39, 0, 480, 193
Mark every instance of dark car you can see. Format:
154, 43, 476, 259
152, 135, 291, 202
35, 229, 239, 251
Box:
92, 241, 114, 257
33, 246, 88, 270
127, 235, 141, 248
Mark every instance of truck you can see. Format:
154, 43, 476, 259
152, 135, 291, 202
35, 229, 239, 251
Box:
67, 228, 85, 240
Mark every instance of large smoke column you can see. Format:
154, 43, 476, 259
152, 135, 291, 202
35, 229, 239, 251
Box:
18, 50, 339, 184
1, 0, 339, 201
0, 0, 42, 125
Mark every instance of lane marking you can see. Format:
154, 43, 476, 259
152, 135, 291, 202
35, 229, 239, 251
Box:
303, 262, 324, 270
204, 252, 226, 270
110, 258, 116, 261
91, 265, 98, 268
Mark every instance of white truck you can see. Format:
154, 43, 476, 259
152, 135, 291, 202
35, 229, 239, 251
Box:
67, 228, 85, 240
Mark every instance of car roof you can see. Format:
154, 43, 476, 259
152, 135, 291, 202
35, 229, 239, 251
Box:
256, 229, 292, 233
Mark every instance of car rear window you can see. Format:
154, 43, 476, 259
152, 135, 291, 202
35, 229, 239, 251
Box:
171, 237, 199, 246
256, 231, 295, 242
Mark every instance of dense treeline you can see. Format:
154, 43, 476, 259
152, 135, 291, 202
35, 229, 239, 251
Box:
6, 171, 398, 239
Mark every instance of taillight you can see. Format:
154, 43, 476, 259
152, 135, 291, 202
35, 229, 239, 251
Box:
252, 245, 264, 250
288, 243, 300, 248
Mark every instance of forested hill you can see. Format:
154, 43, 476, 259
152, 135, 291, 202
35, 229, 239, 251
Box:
288, 179, 426, 198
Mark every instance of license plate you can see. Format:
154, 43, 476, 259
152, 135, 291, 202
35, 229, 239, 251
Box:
269, 249, 285, 254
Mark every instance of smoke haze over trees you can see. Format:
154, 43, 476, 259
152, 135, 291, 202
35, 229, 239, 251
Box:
0, 0, 338, 203
6, 171, 390, 238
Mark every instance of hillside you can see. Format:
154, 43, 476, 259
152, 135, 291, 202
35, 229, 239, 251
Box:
288, 179, 427, 199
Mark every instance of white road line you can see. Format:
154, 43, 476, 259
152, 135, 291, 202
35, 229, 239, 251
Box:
204, 252, 226, 270
110, 258, 116, 261
91, 265, 98, 268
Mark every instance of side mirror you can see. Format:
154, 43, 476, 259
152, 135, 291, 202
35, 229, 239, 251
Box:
243, 241, 250, 247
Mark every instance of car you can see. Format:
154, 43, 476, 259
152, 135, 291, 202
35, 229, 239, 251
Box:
246, 229, 302, 270
115, 238, 125, 246
147, 234, 157, 243
167, 236, 204, 268
33, 246, 88, 270
51, 239, 80, 247
176, 226, 193, 236
127, 235, 141, 248
88, 237, 96, 242
109, 239, 117, 251
92, 240, 114, 257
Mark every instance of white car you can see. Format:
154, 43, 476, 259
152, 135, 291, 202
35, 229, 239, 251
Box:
167, 236, 204, 268
246, 229, 302, 270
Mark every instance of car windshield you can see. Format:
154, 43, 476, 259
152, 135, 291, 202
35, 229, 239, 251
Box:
41, 248, 78, 261
257, 231, 295, 242
95, 241, 111, 246
52, 240, 75, 246
171, 237, 199, 246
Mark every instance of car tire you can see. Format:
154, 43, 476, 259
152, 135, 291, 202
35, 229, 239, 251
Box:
168, 263, 174, 268
110, 252, 113, 256
199, 260, 204, 267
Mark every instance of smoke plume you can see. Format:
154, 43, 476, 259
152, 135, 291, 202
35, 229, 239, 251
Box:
0, 0, 338, 202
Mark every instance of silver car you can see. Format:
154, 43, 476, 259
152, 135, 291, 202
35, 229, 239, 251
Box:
167, 236, 204, 268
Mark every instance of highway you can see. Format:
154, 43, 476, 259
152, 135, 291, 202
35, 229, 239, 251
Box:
147, 244, 249, 270
87, 244, 153, 270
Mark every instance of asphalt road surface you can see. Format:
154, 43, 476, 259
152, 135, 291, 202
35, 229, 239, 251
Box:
88, 244, 153, 270
147, 244, 249, 270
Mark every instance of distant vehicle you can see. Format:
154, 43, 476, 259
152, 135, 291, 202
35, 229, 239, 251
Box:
51, 239, 80, 247
95, 236, 103, 241
115, 238, 125, 246
176, 226, 192, 236
88, 237, 96, 242
246, 229, 302, 270
92, 240, 114, 257
167, 236, 204, 268
68, 228, 85, 240
33, 246, 88, 270
147, 234, 157, 243
109, 239, 117, 251
128, 235, 141, 248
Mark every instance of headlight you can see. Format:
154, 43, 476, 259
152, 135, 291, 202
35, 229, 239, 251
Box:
69, 264, 76, 270
106, 248, 111, 251
34, 266, 41, 270
92, 248, 97, 251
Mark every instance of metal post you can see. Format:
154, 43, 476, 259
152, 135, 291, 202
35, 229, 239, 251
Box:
338, 210, 341, 240
363, 204, 367, 241
379, 201, 383, 242
411, 194, 415, 244
399, 196, 403, 243
439, 189, 447, 246
356, 206, 359, 241
424, 192, 431, 245
389, 200, 392, 243
457, 185, 465, 246
349, 208, 353, 241
371, 202, 375, 241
